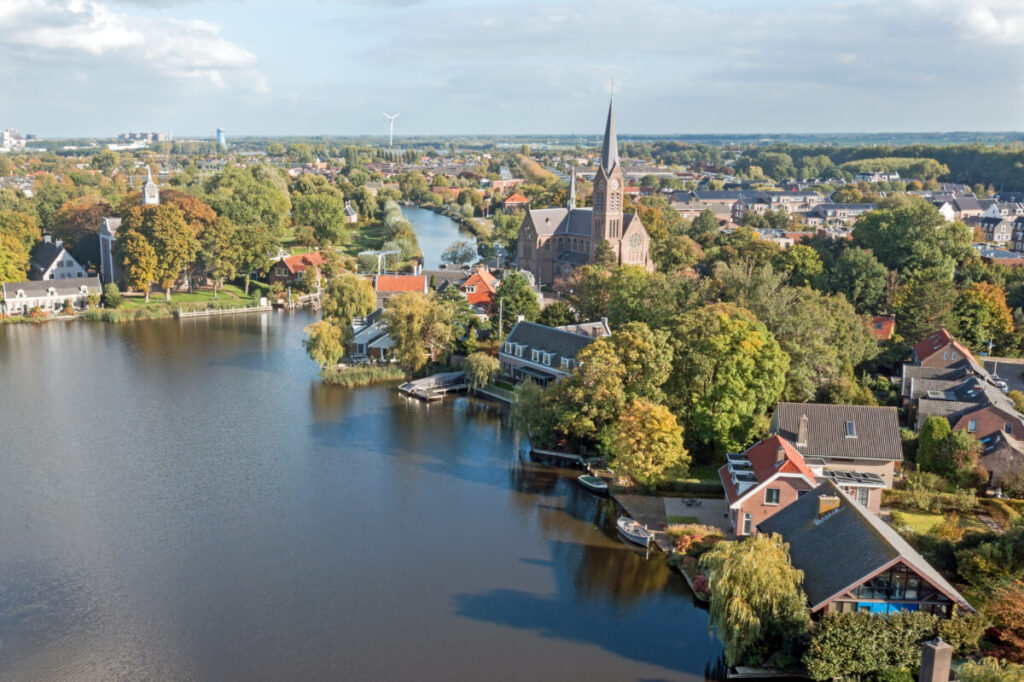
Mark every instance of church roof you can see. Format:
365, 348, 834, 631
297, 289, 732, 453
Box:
526, 208, 593, 236
600, 98, 619, 174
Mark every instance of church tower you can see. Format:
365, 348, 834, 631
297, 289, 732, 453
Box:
142, 166, 160, 206
591, 98, 624, 255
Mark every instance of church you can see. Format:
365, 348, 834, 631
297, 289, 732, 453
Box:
99, 167, 160, 285
516, 99, 654, 286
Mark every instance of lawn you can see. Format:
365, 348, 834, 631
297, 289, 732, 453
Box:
121, 286, 255, 308
682, 463, 723, 484
890, 510, 988, 535
343, 221, 387, 258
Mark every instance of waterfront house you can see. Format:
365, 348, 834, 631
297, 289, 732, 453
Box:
758, 482, 974, 617
2, 276, 101, 315
350, 309, 393, 359
268, 251, 327, 287
374, 273, 427, 308
770, 403, 900, 508
29, 237, 87, 281
459, 267, 499, 310
719, 435, 819, 537
499, 320, 609, 386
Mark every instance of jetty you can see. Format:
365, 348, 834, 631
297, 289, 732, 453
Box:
398, 371, 467, 401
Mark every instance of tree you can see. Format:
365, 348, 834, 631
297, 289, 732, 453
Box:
321, 274, 375, 344
464, 352, 499, 390
667, 303, 789, 457
655, 234, 703, 273
200, 218, 238, 298
608, 321, 673, 402
605, 398, 688, 489
699, 533, 810, 667
916, 415, 981, 481
141, 205, 199, 301
440, 240, 477, 266
537, 300, 576, 327
560, 265, 611, 322
0, 209, 42, 251
0, 233, 29, 282
303, 320, 345, 369
52, 194, 112, 245
594, 240, 617, 268
893, 268, 958, 344
545, 338, 626, 444
115, 230, 157, 302
90, 149, 119, 172
690, 208, 719, 239
953, 281, 1014, 352
828, 247, 888, 314
490, 271, 540, 337
204, 165, 291, 239
234, 223, 275, 295
385, 292, 454, 372
293, 192, 349, 245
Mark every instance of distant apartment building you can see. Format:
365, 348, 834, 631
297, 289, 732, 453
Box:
117, 132, 165, 142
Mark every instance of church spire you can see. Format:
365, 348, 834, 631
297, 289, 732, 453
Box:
568, 166, 577, 210
600, 97, 619, 174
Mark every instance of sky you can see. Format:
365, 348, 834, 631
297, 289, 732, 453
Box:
0, 0, 1022, 138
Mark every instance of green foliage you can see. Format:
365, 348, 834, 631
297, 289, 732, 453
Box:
937, 612, 988, 656
292, 192, 349, 245
536, 300, 576, 327
605, 398, 689, 489
101, 282, 122, 309
385, 291, 455, 371
699, 533, 810, 667
440, 240, 476, 266
839, 157, 950, 180
490, 271, 540, 337
320, 273, 375, 339
303, 320, 345, 369
827, 246, 889, 314
956, 658, 1024, 682
319, 364, 405, 387
464, 352, 499, 389
607, 321, 673, 403
593, 240, 617, 268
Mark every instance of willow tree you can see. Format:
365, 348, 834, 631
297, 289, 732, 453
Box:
321, 273, 375, 344
699, 533, 810, 666
464, 352, 499, 390
303, 320, 344, 369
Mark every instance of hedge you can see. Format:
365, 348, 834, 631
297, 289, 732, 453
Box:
883, 488, 977, 514
981, 499, 1022, 530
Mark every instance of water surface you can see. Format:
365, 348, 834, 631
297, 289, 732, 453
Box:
404, 205, 477, 269
0, 312, 720, 681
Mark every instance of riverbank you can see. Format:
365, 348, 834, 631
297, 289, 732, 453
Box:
414, 202, 493, 241
320, 364, 406, 387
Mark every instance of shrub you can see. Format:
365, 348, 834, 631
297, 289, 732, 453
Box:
1003, 473, 1024, 499
984, 499, 1022, 530
875, 667, 915, 682
102, 282, 122, 308
319, 365, 406, 388
86, 292, 100, 309
956, 658, 1024, 682
931, 513, 965, 542
691, 574, 708, 596
803, 611, 940, 680
936, 612, 987, 656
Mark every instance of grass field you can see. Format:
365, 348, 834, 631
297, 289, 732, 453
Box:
891, 510, 988, 535
682, 463, 723, 484
120, 284, 256, 308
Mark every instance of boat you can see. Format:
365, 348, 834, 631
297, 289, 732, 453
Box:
616, 517, 652, 547
577, 474, 609, 494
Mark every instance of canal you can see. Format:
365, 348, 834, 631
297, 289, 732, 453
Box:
403, 205, 477, 269
0, 312, 721, 681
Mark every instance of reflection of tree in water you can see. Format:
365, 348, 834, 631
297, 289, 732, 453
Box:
309, 381, 360, 422
553, 538, 672, 604
507, 456, 563, 497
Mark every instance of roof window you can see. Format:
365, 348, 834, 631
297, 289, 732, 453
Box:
845, 421, 856, 438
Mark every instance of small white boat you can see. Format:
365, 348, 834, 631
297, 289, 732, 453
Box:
577, 475, 608, 494
616, 517, 652, 547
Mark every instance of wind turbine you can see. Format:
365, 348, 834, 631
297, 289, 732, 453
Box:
382, 112, 400, 147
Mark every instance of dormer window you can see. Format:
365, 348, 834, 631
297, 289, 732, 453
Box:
542, 353, 552, 367
464, 286, 476, 294
531, 349, 540, 363
503, 342, 512, 354
515, 345, 524, 358
560, 357, 573, 371
845, 421, 856, 438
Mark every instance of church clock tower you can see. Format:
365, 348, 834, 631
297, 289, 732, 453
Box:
592, 98, 624, 257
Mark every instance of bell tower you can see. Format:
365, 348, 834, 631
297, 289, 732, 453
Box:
142, 166, 160, 206
592, 98, 623, 251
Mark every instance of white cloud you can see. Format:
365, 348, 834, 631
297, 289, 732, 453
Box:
0, 0, 266, 91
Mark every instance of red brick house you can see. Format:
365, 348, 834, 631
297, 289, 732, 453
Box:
460, 267, 499, 309
268, 251, 327, 286
912, 328, 979, 370
720, 435, 819, 537
502, 193, 529, 212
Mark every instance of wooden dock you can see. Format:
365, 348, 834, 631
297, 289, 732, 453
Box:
398, 372, 467, 401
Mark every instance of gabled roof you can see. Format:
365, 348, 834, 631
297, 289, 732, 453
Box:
504, 320, 598, 364
279, 251, 326, 274
526, 207, 594, 236
773, 403, 903, 462
504, 193, 528, 204
758, 481, 973, 613
556, 319, 610, 338
2, 276, 101, 299
870, 315, 895, 341
913, 328, 979, 370
29, 241, 65, 271
720, 435, 817, 505
374, 274, 426, 293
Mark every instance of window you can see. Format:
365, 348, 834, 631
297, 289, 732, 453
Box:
515, 345, 523, 358
531, 349, 540, 363
1006, 422, 1014, 435
503, 342, 512, 354
560, 357, 573, 371
765, 488, 780, 505
742, 513, 752, 536
943, 351, 949, 360
542, 353, 552, 366
952, 351, 958, 360
464, 286, 476, 294
845, 421, 856, 438
968, 419, 977, 432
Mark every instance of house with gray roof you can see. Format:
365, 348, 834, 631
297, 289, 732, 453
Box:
771, 403, 902, 508
499, 320, 607, 386
28, 237, 87, 281
2, 276, 100, 316
758, 481, 973, 617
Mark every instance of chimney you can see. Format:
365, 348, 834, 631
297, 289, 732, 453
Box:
54, 239, 63, 248
818, 495, 840, 518
43, 234, 51, 244
919, 638, 952, 682
797, 414, 808, 447
776, 445, 786, 464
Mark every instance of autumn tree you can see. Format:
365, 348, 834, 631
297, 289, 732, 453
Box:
543, 338, 626, 445
234, 223, 275, 295
139, 205, 199, 301
293, 192, 349, 245
303, 320, 345, 369
385, 292, 454, 372
605, 398, 688, 489
0, 233, 29, 281
700, 533, 810, 667
115, 230, 158, 302
51, 194, 113, 245
953, 281, 1014, 352
608, 321, 673, 402
0, 209, 42, 251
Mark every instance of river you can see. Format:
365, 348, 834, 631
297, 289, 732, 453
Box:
403, 205, 477, 269
0, 312, 721, 681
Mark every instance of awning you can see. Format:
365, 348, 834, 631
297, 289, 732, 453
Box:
517, 366, 557, 381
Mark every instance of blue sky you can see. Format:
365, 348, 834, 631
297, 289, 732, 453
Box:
0, 0, 1021, 138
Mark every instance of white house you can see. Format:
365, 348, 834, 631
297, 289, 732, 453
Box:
29, 237, 87, 281
1, 276, 101, 315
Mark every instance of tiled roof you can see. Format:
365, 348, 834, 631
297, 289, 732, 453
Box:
504, 193, 528, 204
773, 403, 903, 462
870, 315, 895, 341
375, 274, 426, 293
281, 251, 326, 274
758, 481, 972, 612
504, 321, 597, 364
721, 435, 817, 505
913, 328, 977, 368
2, 276, 101, 298
29, 241, 64, 271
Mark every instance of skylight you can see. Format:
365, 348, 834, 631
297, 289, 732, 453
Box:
845, 421, 856, 438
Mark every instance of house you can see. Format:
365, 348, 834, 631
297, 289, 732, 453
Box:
870, 315, 896, 342
771, 403, 901, 507
350, 308, 393, 359
911, 328, 982, 372
459, 267, 499, 310
268, 251, 327, 287
951, 195, 984, 221
374, 273, 427, 308
28, 237, 87, 281
803, 203, 876, 228
719, 436, 819, 537
932, 201, 956, 222
980, 217, 1013, 245
343, 201, 358, 224
502, 193, 529, 212
854, 171, 901, 183
758, 482, 973, 617
499, 320, 608, 386
1, 276, 101, 315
